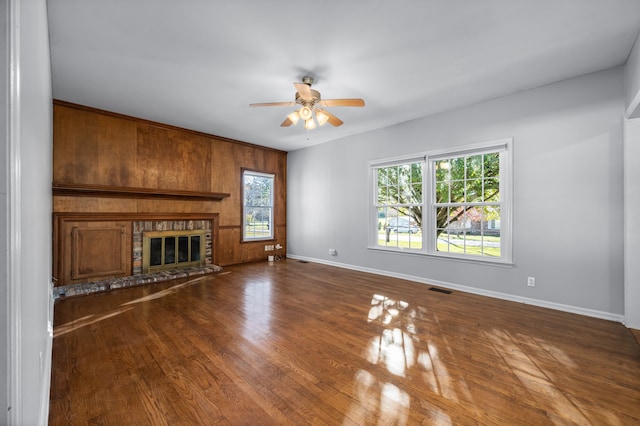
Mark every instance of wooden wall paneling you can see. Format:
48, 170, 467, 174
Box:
234, 143, 260, 172
53, 101, 287, 269
274, 156, 287, 227
53, 105, 137, 186
96, 115, 137, 187
52, 106, 95, 183
210, 141, 240, 226
242, 143, 270, 172
218, 188, 240, 228
134, 124, 163, 188
210, 141, 238, 194
134, 199, 218, 214
276, 226, 286, 254
241, 241, 268, 263
53, 196, 139, 214
136, 125, 212, 192
218, 227, 240, 266
169, 129, 214, 192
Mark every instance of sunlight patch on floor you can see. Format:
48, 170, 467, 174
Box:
343, 293, 462, 424
485, 328, 591, 424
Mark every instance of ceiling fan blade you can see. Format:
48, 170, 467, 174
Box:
250, 101, 296, 107
294, 82, 313, 101
280, 116, 293, 127
318, 98, 365, 107
317, 108, 343, 127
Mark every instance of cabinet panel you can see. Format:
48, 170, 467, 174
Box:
71, 226, 128, 279
60, 220, 132, 285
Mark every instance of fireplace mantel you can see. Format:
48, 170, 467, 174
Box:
53, 182, 230, 201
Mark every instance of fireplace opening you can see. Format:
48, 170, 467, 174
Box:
142, 230, 206, 273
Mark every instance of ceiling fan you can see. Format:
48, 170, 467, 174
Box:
249, 76, 365, 129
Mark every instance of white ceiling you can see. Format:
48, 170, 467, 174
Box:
47, 1, 640, 152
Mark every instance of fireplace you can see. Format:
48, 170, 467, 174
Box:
52, 213, 220, 292
133, 219, 213, 275
142, 230, 206, 273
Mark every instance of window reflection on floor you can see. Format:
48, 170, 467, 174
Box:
344, 291, 614, 424
345, 294, 454, 425
242, 279, 273, 342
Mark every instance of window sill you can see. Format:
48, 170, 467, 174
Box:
367, 246, 514, 267
242, 238, 276, 243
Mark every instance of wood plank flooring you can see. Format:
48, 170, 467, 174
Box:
49, 260, 640, 425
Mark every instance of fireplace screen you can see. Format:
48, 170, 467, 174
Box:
142, 230, 206, 273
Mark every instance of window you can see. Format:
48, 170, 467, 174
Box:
373, 157, 425, 250
370, 139, 512, 263
243, 170, 274, 241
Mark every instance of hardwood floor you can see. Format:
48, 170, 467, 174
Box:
49, 260, 640, 425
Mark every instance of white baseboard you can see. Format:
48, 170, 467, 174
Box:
286, 254, 625, 324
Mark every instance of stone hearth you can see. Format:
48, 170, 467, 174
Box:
53, 265, 222, 299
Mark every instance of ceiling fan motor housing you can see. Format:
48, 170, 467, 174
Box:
295, 90, 321, 105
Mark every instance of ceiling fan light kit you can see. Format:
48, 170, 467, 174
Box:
287, 111, 300, 125
315, 109, 330, 126
304, 118, 316, 130
250, 76, 365, 130
299, 105, 313, 121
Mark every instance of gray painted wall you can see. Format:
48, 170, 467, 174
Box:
3, 0, 54, 424
288, 67, 625, 319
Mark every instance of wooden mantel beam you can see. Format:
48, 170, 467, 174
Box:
52, 182, 230, 201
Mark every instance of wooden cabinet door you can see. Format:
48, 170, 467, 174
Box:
60, 221, 132, 285
71, 225, 128, 280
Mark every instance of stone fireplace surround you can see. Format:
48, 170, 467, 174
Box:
52, 213, 222, 298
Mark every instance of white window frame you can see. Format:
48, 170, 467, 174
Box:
242, 170, 275, 241
369, 154, 426, 251
369, 138, 513, 264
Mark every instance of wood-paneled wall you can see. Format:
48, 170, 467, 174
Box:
52, 100, 287, 271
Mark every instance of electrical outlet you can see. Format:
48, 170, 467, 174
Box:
329, 248, 337, 256
527, 276, 535, 287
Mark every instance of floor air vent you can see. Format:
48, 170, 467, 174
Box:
429, 287, 452, 294
298, 260, 309, 264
